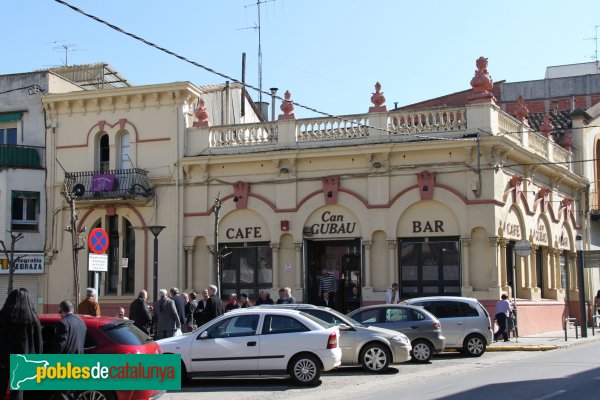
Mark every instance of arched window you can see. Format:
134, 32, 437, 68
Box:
99, 134, 110, 172
119, 132, 130, 169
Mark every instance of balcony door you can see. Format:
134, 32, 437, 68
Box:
119, 132, 130, 169
98, 134, 109, 172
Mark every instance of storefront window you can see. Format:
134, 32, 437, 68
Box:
220, 242, 272, 301
399, 238, 460, 298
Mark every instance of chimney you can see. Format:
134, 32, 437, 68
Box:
270, 88, 278, 121
257, 101, 269, 121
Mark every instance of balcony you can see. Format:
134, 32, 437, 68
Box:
63, 168, 154, 201
0, 145, 44, 169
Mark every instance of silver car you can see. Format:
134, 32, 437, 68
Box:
348, 304, 445, 363
257, 304, 412, 373
401, 296, 493, 357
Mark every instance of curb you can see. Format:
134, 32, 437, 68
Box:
487, 345, 558, 352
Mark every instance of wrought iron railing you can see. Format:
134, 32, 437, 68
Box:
0, 145, 44, 169
63, 168, 154, 200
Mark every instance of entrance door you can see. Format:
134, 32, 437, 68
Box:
305, 239, 361, 311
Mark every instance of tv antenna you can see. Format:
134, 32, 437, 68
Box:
240, 0, 275, 105
50, 41, 79, 66
584, 25, 599, 62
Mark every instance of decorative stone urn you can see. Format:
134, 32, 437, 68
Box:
369, 82, 387, 112
278, 90, 296, 120
193, 99, 209, 127
468, 56, 496, 104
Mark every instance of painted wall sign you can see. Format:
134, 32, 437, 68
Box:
220, 209, 270, 243
304, 206, 361, 238
412, 220, 444, 233
503, 207, 523, 240
0, 253, 44, 274
533, 219, 549, 245
225, 227, 262, 240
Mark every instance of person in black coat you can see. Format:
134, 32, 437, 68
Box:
204, 285, 224, 323
129, 289, 153, 335
255, 290, 274, 305
169, 288, 186, 328
0, 288, 43, 400
193, 289, 210, 327
52, 300, 87, 354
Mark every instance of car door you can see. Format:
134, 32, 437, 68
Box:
425, 301, 465, 347
303, 309, 356, 364
257, 314, 312, 372
189, 314, 261, 374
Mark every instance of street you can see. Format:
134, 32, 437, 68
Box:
163, 342, 600, 400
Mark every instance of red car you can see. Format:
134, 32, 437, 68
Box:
35, 314, 165, 400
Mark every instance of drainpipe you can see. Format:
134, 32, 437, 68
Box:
270, 88, 278, 121
474, 132, 482, 198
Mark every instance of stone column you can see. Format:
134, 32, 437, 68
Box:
363, 240, 372, 288
489, 237, 499, 288
498, 239, 508, 289
294, 243, 303, 288
387, 240, 397, 284
551, 248, 560, 290
527, 245, 537, 289
184, 246, 194, 289
271, 243, 280, 289
207, 245, 214, 285
460, 238, 472, 289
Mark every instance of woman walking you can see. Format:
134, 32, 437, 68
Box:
0, 288, 43, 400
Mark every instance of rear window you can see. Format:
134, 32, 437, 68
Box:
101, 321, 150, 345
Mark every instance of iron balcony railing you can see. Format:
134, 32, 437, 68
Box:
63, 168, 154, 201
0, 145, 44, 169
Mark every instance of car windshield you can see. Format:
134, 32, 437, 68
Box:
324, 308, 363, 328
101, 320, 151, 345
298, 311, 330, 329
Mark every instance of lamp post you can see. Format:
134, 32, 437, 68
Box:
147, 225, 166, 304
576, 234, 587, 337
212, 195, 223, 297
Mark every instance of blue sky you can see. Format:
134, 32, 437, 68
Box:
3, 0, 600, 118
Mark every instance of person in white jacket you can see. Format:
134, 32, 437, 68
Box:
386, 283, 400, 304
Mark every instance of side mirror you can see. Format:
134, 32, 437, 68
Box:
337, 323, 351, 331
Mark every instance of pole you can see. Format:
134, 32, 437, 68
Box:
512, 248, 519, 341
153, 234, 158, 304
577, 235, 588, 337
213, 195, 222, 297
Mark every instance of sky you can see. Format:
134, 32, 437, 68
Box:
3, 0, 600, 118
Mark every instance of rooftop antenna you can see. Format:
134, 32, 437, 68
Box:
584, 25, 599, 62
240, 0, 275, 105
51, 41, 78, 66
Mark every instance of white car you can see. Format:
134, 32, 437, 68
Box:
157, 308, 342, 386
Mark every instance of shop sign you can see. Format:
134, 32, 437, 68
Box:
412, 220, 444, 233
0, 253, 44, 274
504, 209, 522, 240
533, 219, 549, 245
225, 227, 263, 240
559, 226, 570, 249
306, 211, 357, 236
220, 209, 270, 242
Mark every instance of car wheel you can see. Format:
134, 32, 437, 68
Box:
289, 353, 321, 386
74, 391, 116, 400
410, 339, 433, 363
360, 342, 391, 373
463, 334, 486, 357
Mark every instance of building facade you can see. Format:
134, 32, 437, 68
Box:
42, 60, 593, 334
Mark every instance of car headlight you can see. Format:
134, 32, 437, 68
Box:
391, 334, 409, 344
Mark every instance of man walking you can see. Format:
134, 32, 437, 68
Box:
52, 300, 87, 354
77, 288, 100, 316
494, 294, 513, 342
153, 289, 180, 339
129, 289, 153, 335
204, 285, 224, 323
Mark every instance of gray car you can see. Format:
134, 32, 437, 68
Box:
348, 304, 445, 363
401, 296, 493, 357
256, 304, 412, 373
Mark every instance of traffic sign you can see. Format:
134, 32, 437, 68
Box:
514, 240, 532, 257
88, 228, 109, 254
88, 254, 108, 272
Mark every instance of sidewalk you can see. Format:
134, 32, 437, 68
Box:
486, 326, 600, 351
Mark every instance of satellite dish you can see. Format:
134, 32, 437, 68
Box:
73, 184, 85, 197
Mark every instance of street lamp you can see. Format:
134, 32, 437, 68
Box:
147, 225, 166, 304
576, 234, 587, 337
212, 195, 223, 297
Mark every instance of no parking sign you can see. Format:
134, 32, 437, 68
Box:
88, 228, 109, 254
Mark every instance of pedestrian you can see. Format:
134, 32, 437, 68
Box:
0, 288, 43, 400
153, 289, 180, 339
386, 283, 400, 304
594, 290, 600, 324
185, 292, 198, 331
319, 291, 333, 308
276, 288, 286, 304
77, 287, 101, 316
346, 286, 361, 313
52, 300, 87, 354
204, 285, 224, 323
193, 289, 210, 327
255, 290, 274, 305
129, 289, 153, 335
169, 287, 186, 330
319, 268, 337, 309
493, 294, 513, 342
225, 293, 240, 312
115, 307, 129, 320
281, 287, 296, 304
239, 293, 253, 308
